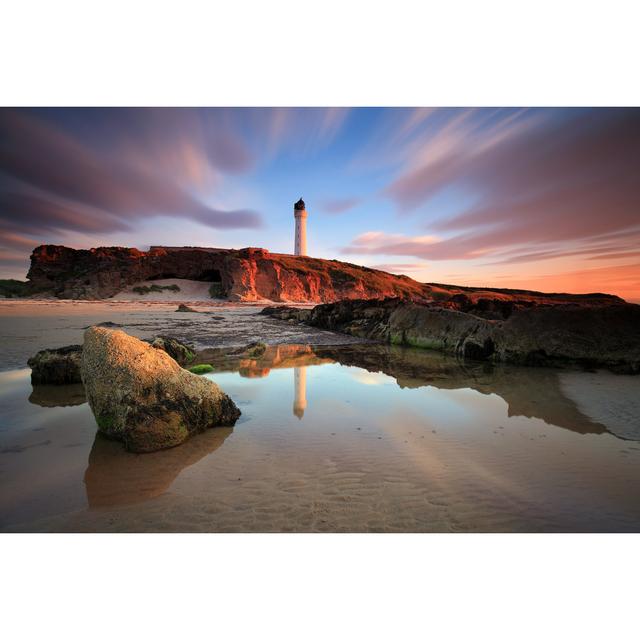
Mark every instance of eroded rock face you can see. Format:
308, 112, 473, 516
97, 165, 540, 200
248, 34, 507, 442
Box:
27, 244, 630, 305
264, 297, 640, 372
27, 345, 83, 384
81, 327, 240, 452
26, 244, 435, 302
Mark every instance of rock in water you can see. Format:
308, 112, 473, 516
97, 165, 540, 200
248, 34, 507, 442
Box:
268, 297, 640, 372
81, 327, 240, 452
27, 345, 83, 384
150, 335, 195, 365
176, 303, 198, 313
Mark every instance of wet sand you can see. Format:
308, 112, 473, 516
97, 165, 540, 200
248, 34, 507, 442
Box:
0, 299, 363, 372
1, 301, 639, 532
2, 343, 640, 532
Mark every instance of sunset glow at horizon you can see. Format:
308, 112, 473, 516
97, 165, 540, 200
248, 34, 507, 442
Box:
1, 107, 638, 301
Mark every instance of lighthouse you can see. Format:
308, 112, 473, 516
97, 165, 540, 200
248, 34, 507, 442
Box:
294, 197, 308, 256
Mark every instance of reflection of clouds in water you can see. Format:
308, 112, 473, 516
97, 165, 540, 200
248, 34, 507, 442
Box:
425, 387, 508, 419
0, 368, 31, 397
0, 368, 31, 382
349, 369, 393, 386
206, 371, 268, 403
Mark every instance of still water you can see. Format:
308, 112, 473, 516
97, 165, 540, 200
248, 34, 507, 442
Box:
1, 343, 639, 532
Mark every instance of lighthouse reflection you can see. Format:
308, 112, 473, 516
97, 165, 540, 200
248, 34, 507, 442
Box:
194, 344, 333, 421
293, 366, 307, 419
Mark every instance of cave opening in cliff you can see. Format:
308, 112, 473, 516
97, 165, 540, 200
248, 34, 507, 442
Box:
195, 268, 224, 298
197, 268, 222, 283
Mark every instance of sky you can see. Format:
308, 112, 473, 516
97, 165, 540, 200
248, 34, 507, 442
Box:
1, 107, 639, 301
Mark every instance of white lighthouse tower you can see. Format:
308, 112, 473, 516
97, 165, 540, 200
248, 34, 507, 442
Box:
294, 197, 308, 256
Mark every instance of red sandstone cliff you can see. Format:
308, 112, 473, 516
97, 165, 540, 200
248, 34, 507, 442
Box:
26, 244, 626, 306
26, 245, 434, 302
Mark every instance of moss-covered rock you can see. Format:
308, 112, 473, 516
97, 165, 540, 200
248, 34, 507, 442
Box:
188, 364, 214, 375
150, 335, 195, 365
27, 344, 83, 384
81, 327, 240, 452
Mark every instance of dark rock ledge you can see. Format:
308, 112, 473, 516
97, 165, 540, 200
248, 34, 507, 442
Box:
261, 297, 640, 373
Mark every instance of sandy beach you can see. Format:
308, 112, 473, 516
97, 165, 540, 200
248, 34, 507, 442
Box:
0, 296, 361, 372
1, 299, 639, 532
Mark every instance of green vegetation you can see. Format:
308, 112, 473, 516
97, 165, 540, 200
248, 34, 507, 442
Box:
188, 364, 215, 375
0, 279, 31, 298
96, 412, 117, 430
132, 284, 181, 295
209, 282, 223, 298
429, 290, 451, 302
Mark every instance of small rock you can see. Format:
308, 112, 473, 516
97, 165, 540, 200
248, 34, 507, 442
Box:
150, 335, 195, 366
27, 345, 83, 384
176, 303, 198, 313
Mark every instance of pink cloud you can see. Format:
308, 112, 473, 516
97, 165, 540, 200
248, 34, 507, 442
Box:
0, 109, 262, 236
369, 262, 429, 273
384, 109, 640, 257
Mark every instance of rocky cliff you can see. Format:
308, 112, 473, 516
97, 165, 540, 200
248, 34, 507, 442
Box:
262, 297, 640, 372
25, 244, 629, 306
26, 244, 436, 302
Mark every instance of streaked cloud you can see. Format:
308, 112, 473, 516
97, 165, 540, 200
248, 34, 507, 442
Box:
384, 108, 640, 256
319, 197, 361, 214
1, 107, 638, 301
369, 262, 429, 273
0, 108, 262, 240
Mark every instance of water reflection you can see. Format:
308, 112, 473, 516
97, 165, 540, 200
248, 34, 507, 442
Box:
3, 344, 640, 532
84, 427, 233, 507
311, 344, 622, 438
29, 383, 86, 408
25, 342, 634, 441
196, 344, 330, 420
193, 343, 635, 439
293, 367, 307, 419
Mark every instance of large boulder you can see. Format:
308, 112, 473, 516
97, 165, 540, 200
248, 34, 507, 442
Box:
27, 344, 83, 384
81, 327, 240, 452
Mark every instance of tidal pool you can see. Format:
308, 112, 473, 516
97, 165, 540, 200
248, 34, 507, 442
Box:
1, 343, 639, 532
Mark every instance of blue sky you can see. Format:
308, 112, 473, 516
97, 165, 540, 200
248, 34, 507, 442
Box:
1, 107, 639, 299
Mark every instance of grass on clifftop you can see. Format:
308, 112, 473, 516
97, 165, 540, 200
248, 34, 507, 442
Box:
188, 364, 214, 375
0, 279, 31, 298
133, 284, 181, 295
